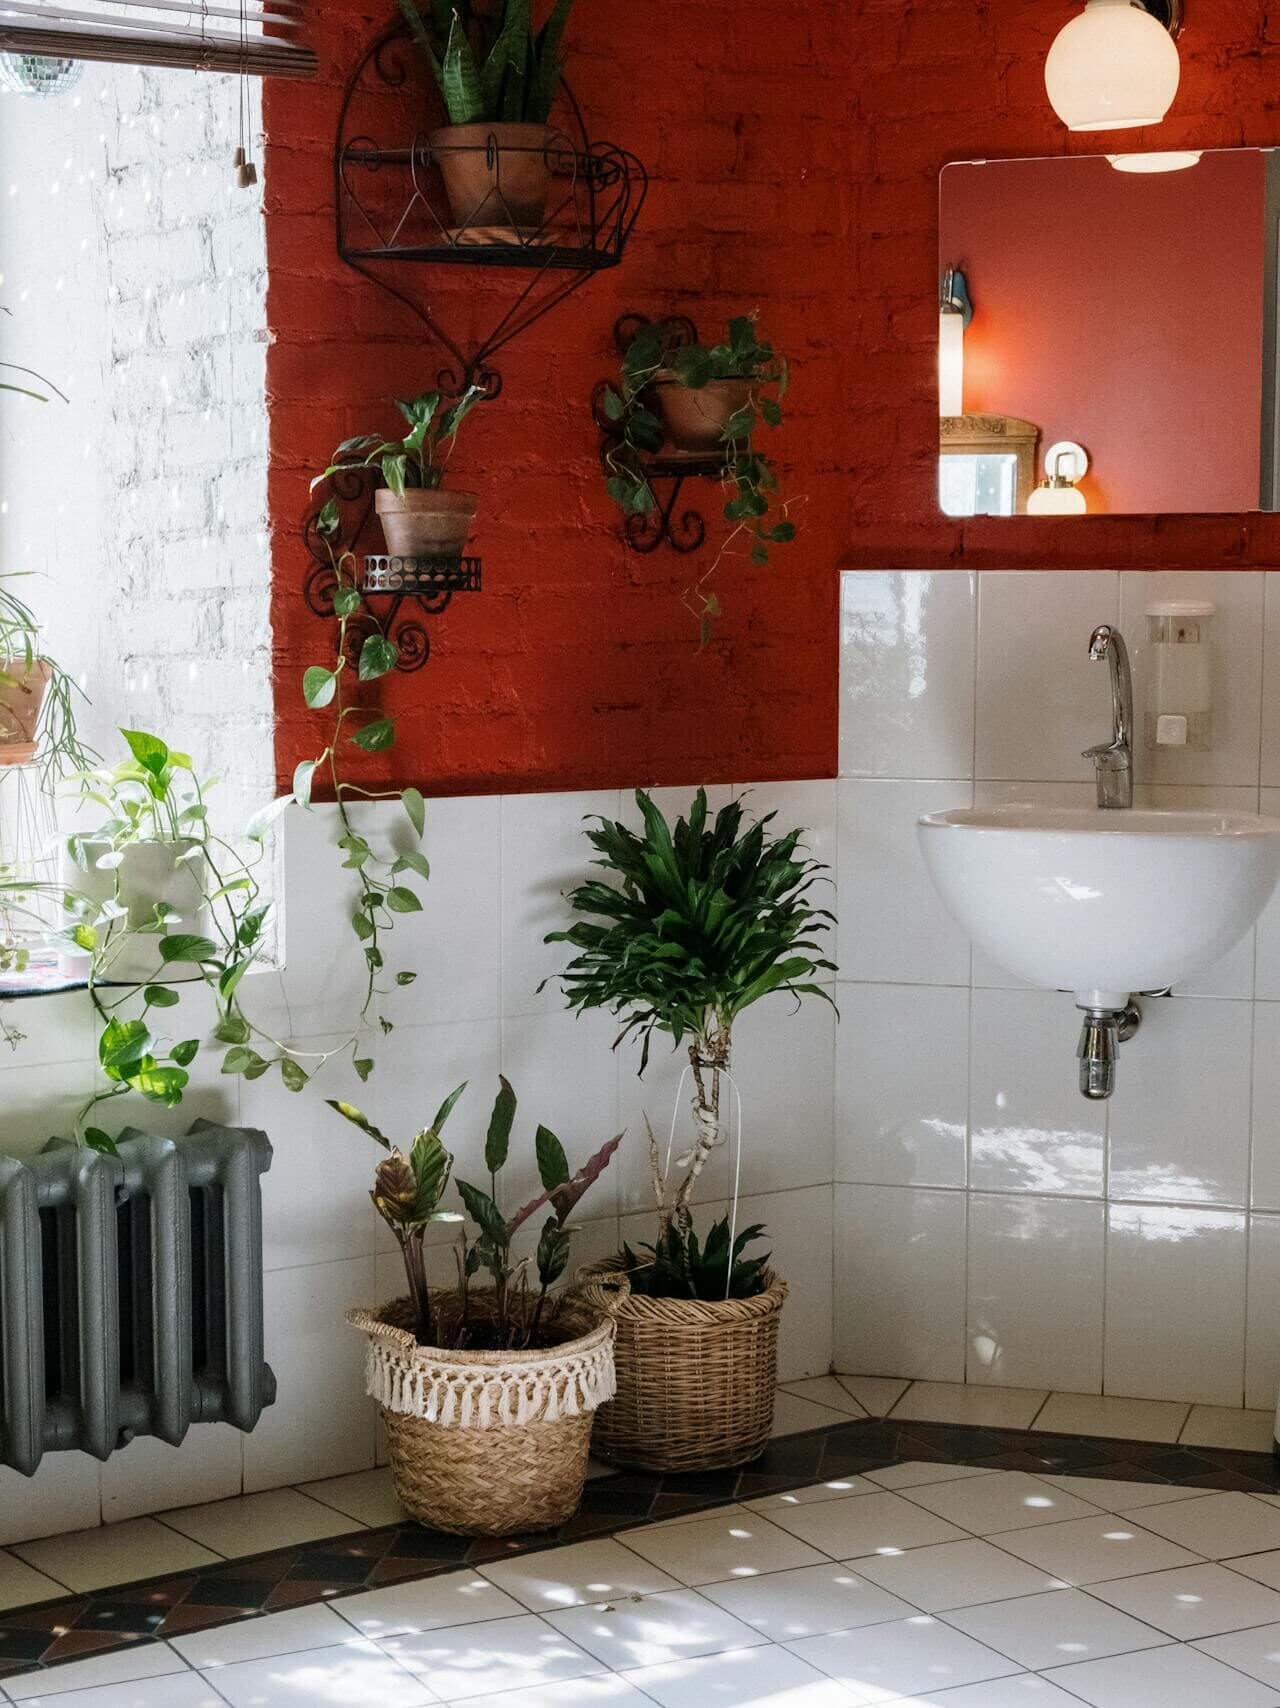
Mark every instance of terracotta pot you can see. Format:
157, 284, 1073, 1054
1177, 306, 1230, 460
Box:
429, 121, 555, 231
375, 488, 477, 559
0, 658, 52, 766
652, 375, 753, 454
69, 838, 210, 985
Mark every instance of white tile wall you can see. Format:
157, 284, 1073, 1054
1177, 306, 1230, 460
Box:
835, 569, 1280, 1413
0, 782, 839, 1543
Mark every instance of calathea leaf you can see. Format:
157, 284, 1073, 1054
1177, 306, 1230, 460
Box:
485, 1075, 516, 1175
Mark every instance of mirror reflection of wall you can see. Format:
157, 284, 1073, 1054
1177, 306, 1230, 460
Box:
937, 147, 1279, 517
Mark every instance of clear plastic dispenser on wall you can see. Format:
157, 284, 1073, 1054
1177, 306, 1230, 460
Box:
1145, 598, 1214, 750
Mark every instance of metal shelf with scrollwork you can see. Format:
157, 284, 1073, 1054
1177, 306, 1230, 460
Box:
593, 313, 728, 554
336, 27, 647, 398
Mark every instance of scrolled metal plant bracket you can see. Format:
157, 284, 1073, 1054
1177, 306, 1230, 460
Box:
334, 24, 647, 401
594, 312, 724, 556
303, 467, 480, 674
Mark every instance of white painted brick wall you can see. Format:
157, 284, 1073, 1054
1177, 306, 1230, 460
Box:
0, 58, 271, 831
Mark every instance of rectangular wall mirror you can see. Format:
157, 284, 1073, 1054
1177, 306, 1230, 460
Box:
938, 146, 1280, 517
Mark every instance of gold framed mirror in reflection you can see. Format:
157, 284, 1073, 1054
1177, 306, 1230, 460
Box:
937, 146, 1280, 518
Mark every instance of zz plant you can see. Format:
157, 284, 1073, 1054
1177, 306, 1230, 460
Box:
330, 1077, 622, 1349
398, 0, 573, 126
546, 788, 835, 1299
601, 317, 798, 641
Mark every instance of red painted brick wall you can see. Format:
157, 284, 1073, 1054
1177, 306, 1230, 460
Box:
264, 0, 850, 796
846, 0, 1280, 574
266, 2, 1280, 800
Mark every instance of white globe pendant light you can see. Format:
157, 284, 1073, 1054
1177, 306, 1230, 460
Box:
1046, 0, 1182, 132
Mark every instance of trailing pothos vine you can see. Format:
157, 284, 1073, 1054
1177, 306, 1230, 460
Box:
294, 498, 431, 1073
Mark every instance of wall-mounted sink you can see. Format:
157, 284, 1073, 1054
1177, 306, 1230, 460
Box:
919, 804, 1280, 1009
918, 804, 1280, 1098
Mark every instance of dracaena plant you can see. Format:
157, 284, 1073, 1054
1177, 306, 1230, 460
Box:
600, 317, 798, 643
546, 788, 835, 1300
313, 388, 483, 500
330, 1076, 622, 1350
398, 0, 573, 126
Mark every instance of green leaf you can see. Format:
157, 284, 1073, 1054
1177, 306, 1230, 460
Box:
280, 1057, 309, 1092
303, 666, 337, 709
485, 1075, 516, 1175
171, 1039, 200, 1067
601, 385, 624, 423
409, 1125, 452, 1218
214, 1014, 251, 1045
318, 498, 340, 534
143, 985, 181, 1008
352, 716, 395, 753
386, 885, 422, 914
292, 759, 318, 807
353, 1056, 374, 1082
159, 933, 217, 964
100, 1018, 152, 1072
431, 1080, 467, 1135
358, 633, 399, 681
394, 850, 431, 882
333, 584, 361, 616
246, 794, 292, 842
121, 728, 169, 776
535, 1123, 570, 1191
84, 1127, 120, 1158
456, 1177, 508, 1243
134, 1065, 188, 1106
401, 787, 426, 838
395, 971, 417, 986
441, 7, 486, 122
222, 1046, 266, 1077
219, 960, 249, 1003
327, 1097, 391, 1146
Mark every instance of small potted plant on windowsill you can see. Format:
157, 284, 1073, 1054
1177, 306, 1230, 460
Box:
0, 575, 90, 777
337, 1078, 622, 1535
398, 0, 574, 234
314, 387, 484, 560
548, 788, 836, 1473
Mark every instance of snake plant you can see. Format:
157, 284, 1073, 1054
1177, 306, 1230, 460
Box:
398, 0, 574, 126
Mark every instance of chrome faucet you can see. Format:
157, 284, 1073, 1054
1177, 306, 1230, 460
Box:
1083, 624, 1134, 810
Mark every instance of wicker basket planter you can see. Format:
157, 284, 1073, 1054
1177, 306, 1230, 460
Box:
347, 1292, 616, 1536
575, 1266, 788, 1473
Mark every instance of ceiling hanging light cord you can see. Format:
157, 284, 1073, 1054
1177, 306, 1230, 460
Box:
233, 0, 257, 185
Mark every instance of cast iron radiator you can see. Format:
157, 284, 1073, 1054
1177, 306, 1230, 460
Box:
0, 1120, 275, 1475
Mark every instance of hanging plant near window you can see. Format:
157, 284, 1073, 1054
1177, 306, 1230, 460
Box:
600, 316, 800, 643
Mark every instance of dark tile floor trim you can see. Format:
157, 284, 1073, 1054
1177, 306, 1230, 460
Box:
4, 1415, 1280, 1679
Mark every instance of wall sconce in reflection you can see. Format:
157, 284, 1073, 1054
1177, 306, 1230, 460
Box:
1027, 440, 1090, 514
1045, 0, 1182, 133
939, 267, 972, 418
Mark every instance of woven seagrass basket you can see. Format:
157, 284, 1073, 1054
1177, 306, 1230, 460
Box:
575, 1265, 788, 1473
347, 1291, 616, 1536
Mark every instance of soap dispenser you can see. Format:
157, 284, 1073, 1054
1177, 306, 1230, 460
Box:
1144, 599, 1214, 752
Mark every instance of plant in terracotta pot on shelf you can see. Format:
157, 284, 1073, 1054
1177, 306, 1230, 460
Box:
333, 1078, 622, 1535
548, 787, 836, 1473
314, 386, 484, 561
398, 0, 574, 234
601, 316, 799, 640
0, 575, 91, 779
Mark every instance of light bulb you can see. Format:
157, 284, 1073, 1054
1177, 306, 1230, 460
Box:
1045, 0, 1181, 132
939, 306, 964, 417
1108, 150, 1201, 173
1028, 480, 1088, 515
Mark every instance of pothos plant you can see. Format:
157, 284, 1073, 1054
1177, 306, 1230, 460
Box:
314, 387, 483, 497
330, 1077, 622, 1350
600, 316, 799, 643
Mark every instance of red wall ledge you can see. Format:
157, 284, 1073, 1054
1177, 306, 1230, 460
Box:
841, 516, 1280, 577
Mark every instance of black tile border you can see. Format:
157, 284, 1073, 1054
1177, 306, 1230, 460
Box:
3, 1413, 1279, 1678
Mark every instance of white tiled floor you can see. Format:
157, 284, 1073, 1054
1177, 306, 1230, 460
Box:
18, 1462, 1280, 1704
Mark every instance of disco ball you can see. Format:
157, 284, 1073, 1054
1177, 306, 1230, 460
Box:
0, 50, 83, 97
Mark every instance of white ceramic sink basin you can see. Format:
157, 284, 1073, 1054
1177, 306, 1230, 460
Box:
918, 804, 1280, 1010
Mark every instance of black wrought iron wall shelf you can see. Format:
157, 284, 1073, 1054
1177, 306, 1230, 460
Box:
335, 26, 647, 398
593, 313, 724, 555
303, 473, 481, 673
